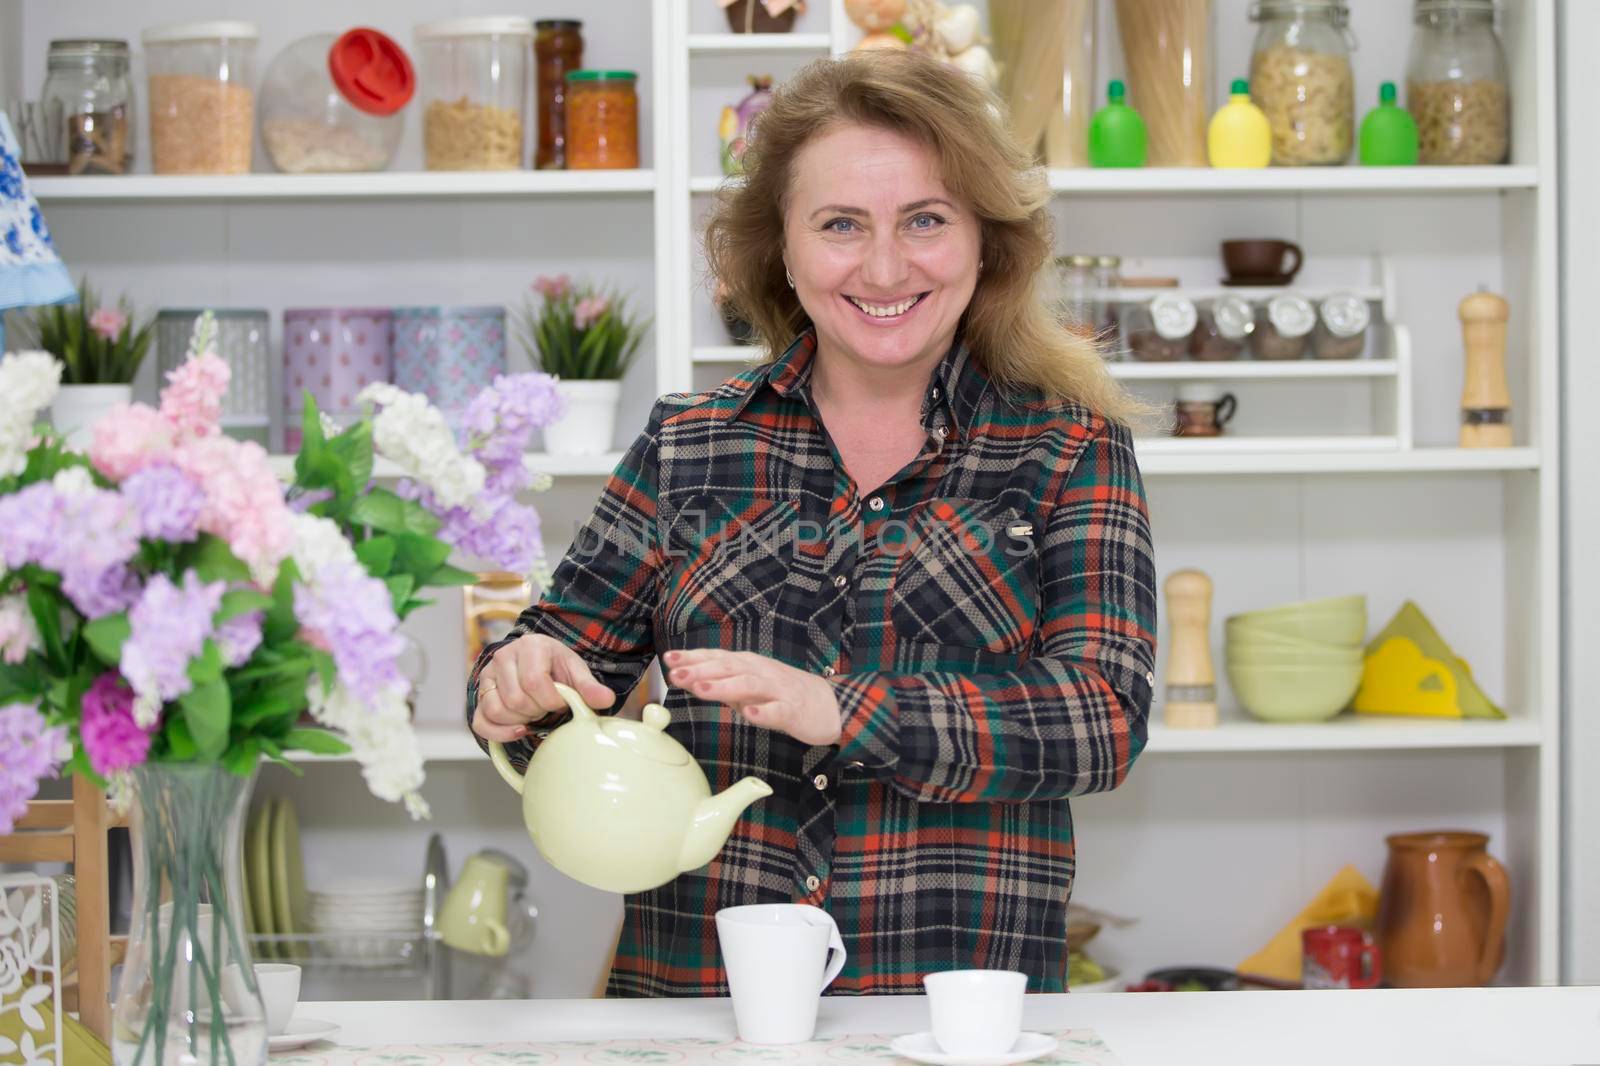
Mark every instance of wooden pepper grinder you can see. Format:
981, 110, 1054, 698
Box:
1163, 569, 1218, 728
1459, 290, 1513, 448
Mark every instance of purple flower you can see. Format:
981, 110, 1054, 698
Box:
0, 479, 143, 618
293, 560, 407, 706
457, 373, 565, 496
442, 494, 543, 574
79, 672, 153, 775
121, 570, 225, 717
61, 563, 141, 620
122, 464, 205, 542
0, 483, 63, 570
0, 702, 68, 834
216, 610, 263, 667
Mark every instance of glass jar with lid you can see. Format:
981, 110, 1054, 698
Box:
41, 39, 134, 174
259, 29, 415, 173
1094, 255, 1122, 341
566, 71, 640, 169
142, 21, 259, 174
1123, 293, 1197, 362
1406, 0, 1509, 165
1054, 254, 1099, 339
1247, 1, 1356, 165
534, 21, 583, 169
1191, 295, 1254, 361
416, 17, 534, 170
1253, 293, 1316, 359
1311, 292, 1371, 359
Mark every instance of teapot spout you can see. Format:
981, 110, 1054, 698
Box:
679, 776, 773, 874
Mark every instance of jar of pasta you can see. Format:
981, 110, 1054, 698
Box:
1247, 1, 1356, 166
416, 17, 533, 170
565, 70, 639, 169
1406, 0, 1509, 165
142, 21, 259, 174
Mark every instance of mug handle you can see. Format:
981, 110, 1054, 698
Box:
1216, 393, 1238, 428
1353, 936, 1382, 989
483, 918, 511, 956
1466, 852, 1512, 984
810, 912, 848, 991
1281, 242, 1304, 280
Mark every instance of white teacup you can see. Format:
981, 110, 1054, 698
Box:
716, 904, 847, 1045
254, 963, 302, 1035
923, 969, 1027, 1055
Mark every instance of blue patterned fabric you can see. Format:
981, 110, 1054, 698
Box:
0, 112, 74, 346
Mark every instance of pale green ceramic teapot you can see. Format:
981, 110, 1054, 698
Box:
488, 681, 773, 894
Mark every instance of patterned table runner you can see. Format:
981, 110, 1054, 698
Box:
270, 1029, 1121, 1065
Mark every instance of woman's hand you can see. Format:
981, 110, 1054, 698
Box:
663, 648, 843, 746
471, 633, 616, 743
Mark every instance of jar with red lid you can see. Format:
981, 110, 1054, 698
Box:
565, 70, 640, 169
259, 28, 415, 173
535, 20, 583, 168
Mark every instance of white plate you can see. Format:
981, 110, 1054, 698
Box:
889, 1032, 1058, 1066
268, 1018, 340, 1051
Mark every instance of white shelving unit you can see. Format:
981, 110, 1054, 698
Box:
3, 0, 1562, 993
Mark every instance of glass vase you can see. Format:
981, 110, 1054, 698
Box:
112, 763, 267, 1066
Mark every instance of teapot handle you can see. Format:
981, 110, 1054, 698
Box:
487, 742, 527, 795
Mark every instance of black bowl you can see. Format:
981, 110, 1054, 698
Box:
1143, 966, 1239, 992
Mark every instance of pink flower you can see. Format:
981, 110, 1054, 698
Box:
89, 307, 127, 341
173, 435, 295, 582
159, 352, 230, 440
79, 672, 154, 775
574, 295, 610, 330
534, 275, 572, 300
0, 593, 40, 664
89, 403, 176, 481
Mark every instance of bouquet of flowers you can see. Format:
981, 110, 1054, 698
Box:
0, 312, 566, 830
517, 274, 650, 381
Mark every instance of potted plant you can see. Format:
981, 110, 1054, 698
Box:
16, 278, 155, 448
0, 313, 561, 1065
517, 274, 649, 456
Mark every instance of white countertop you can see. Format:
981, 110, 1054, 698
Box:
302, 987, 1600, 1066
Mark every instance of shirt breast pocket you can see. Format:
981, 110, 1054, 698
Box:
889, 499, 1041, 656
660, 493, 798, 636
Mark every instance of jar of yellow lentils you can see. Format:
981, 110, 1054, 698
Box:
564, 70, 639, 169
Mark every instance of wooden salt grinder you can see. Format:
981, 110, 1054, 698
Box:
1163, 569, 1218, 728
1459, 291, 1513, 448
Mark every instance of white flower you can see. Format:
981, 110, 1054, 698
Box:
522, 459, 554, 494
132, 691, 162, 730
0, 591, 41, 664
358, 384, 486, 510
289, 513, 357, 579
51, 466, 96, 497
0, 351, 63, 420
305, 680, 428, 818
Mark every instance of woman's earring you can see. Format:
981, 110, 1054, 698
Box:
785, 268, 795, 289
978, 259, 984, 272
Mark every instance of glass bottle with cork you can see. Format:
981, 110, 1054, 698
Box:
535, 20, 583, 169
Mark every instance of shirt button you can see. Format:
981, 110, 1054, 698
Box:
931, 385, 941, 400
833, 574, 848, 589
934, 425, 948, 439
805, 875, 821, 892
822, 665, 836, 677
813, 773, 828, 790
1146, 671, 1156, 685
867, 496, 885, 513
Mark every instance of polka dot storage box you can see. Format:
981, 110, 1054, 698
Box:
391, 305, 506, 429
282, 306, 392, 450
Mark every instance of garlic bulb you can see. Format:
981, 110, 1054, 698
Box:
935, 4, 982, 55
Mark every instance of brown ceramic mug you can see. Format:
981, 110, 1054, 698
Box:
1221, 239, 1304, 282
1375, 830, 1511, 987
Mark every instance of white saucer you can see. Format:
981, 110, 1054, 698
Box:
268, 1018, 340, 1051
889, 1032, 1058, 1066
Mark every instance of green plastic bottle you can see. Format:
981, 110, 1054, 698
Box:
1359, 82, 1420, 166
1089, 80, 1147, 168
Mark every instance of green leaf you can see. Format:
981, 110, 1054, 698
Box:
186, 640, 224, 686
179, 678, 230, 760
350, 489, 441, 537
424, 563, 479, 588
391, 532, 451, 578
25, 584, 65, 668
0, 659, 48, 704
224, 737, 262, 776
216, 588, 273, 622
189, 535, 251, 584
163, 717, 199, 760
383, 573, 415, 612
329, 419, 375, 495
354, 535, 397, 576
310, 650, 337, 694
81, 613, 131, 665
262, 560, 303, 645
281, 728, 351, 755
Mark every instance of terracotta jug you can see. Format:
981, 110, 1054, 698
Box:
1375, 830, 1510, 987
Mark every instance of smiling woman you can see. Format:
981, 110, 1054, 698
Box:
466, 50, 1157, 999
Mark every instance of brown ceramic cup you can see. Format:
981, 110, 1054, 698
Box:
1221, 239, 1304, 282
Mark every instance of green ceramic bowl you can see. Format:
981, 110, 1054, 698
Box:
1233, 594, 1367, 618
1225, 643, 1363, 666
1226, 659, 1363, 722
1226, 611, 1367, 647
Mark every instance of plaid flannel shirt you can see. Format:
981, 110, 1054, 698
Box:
467, 328, 1157, 995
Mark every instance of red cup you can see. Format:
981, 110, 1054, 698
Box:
1302, 926, 1382, 989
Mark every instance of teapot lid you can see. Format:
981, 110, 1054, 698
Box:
598, 704, 690, 766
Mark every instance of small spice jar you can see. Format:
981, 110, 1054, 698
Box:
1253, 293, 1316, 360
1191, 295, 1254, 361
565, 70, 639, 169
41, 39, 134, 174
142, 20, 259, 174
1124, 293, 1197, 363
1054, 254, 1099, 339
1094, 255, 1123, 341
1312, 292, 1371, 359
534, 21, 583, 169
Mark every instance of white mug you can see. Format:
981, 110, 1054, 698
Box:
716, 904, 847, 1044
923, 969, 1027, 1055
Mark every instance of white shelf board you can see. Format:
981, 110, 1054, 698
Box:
29, 169, 658, 202
1146, 713, 1544, 753
687, 32, 832, 52
693, 344, 765, 363
267, 451, 626, 481
690, 175, 734, 194
1046, 165, 1540, 195
1136, 445, 1540, 476
1112, 359, 1398, 381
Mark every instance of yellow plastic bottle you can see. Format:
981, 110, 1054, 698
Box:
1207, 78, 1271, 168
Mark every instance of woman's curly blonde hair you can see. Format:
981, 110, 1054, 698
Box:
702, 50, 1141, 426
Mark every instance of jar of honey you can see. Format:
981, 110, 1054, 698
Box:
534, 20, 582, 168
565, 70, 639, 169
